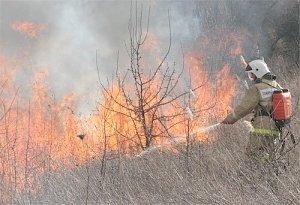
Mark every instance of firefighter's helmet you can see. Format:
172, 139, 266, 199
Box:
245, 59, 270, 79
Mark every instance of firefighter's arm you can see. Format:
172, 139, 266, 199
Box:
222, 86, 260, 124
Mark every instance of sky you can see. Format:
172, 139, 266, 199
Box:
0, 0, 197, 114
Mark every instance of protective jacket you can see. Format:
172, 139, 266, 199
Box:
223, 77, 282, 136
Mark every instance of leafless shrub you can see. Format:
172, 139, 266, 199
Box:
95, 2, 212, 160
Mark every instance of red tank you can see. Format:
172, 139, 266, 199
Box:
272, 89, 292, 121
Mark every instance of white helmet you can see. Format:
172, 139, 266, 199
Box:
245, 59, 270, 79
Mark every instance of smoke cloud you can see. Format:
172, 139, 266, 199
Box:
1, 0, 195, 113
1, 0, 297, 114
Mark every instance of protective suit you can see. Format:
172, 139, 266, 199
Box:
223, 59, 282, 161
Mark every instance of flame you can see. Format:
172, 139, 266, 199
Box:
89, 31, 239, 153
0, 56, 101, 199
0, 24, 245, 202
11, 21, 46, 39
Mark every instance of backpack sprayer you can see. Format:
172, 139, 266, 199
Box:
272, 89, 292, 127
272, 88, 295, 155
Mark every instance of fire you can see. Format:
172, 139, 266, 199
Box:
92, 88, 141, 154
0, 21, 244, 202
11, 21, 46, 39
0, 56, 101, 199
89, 30, 239, 153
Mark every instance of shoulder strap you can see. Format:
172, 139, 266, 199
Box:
256, 81, 279, 118
260, 80, 282, 91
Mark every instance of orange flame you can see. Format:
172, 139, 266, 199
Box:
0, 26, 245, 202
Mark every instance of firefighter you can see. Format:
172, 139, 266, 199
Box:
222, 59, 282, 163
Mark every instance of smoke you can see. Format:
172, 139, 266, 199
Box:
1, 0, 296, 114
0, 0, 195, 114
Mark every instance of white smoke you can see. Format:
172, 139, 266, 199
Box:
0, 0, 194, 114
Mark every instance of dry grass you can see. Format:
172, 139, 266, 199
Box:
11, 115, 300, 205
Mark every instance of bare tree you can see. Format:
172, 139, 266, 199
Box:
98, 4, 189, 152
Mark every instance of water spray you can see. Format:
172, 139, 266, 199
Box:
190, 123, 221, 135
136, 122, 222, 158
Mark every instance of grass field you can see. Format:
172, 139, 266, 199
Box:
12, 112, 300, 204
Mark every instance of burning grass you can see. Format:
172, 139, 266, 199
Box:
0, 43, 237, 202
10, 120, 300, 204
